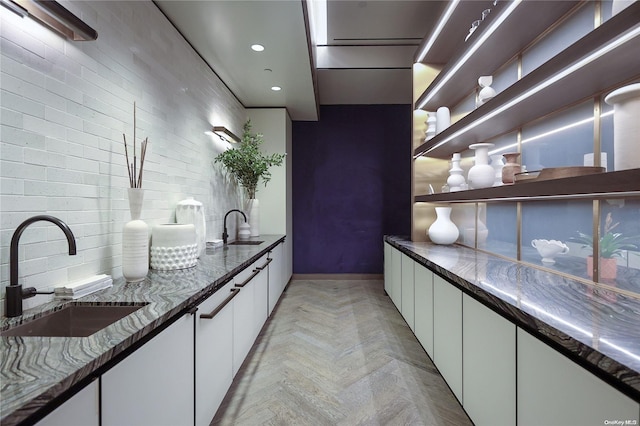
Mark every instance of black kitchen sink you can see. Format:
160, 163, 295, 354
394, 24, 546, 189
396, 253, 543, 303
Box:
228, 240, 264, 246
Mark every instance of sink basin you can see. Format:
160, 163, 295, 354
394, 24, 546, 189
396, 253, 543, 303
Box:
1, 302, 147, 337
228, 240, 264, 246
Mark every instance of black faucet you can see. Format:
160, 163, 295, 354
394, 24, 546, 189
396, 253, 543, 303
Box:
6, 215, 77, 317
222, 209, 247, 244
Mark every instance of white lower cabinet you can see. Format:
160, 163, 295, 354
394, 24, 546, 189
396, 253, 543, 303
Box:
101, 312, 195, 426
253, 256, 271, 339
384, 243, 402, 311
268, 242, 285, 315
414, 263, 434, 358
195, 280, 237, 426
517, 328, 639, 426
433, 274, 462, 402
400, 253, 415, 331
36, 379, 99, 426
462, 295, 516, 426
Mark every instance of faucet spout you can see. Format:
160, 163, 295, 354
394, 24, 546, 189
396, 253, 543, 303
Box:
222, 209, 247, 244
6, 215, 77, 317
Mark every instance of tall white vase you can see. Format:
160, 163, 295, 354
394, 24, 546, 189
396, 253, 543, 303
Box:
490, 154, 505, 186
447, 153, 466, 192
467, 143, 495, 189
123, 188, 149, 283
436, 107, 450, 134
246, 198, 260, 237
604, 83, 640, 171
428, 207, 459, 245
176, 197, 206, 258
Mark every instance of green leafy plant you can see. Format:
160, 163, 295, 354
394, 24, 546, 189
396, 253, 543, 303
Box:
572, 213, 638, 259
214, 120, 285, 199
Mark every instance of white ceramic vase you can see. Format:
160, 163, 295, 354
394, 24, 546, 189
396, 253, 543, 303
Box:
447, 153, 466, 192
477, 76, 496, 107
436, 107, 450, 134
604, 83, 640, 171
176, 197, 206, 258
246, 198, 260, 237
150, 224, 198, 271
467, 143, 495, 189
490, 154, 505, 186
428, 207, 459, 245
425, 112, 436, 140
123, 188, 149, 283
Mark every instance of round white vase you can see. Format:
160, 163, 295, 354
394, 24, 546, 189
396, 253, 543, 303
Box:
123, 188, 149, 283
604, 83, 640, 171
428, 207, 459, 245
467, 143, 495, 189
246, 198, 260, 237
176, 197, 206, 258
447, 153, 466, 192
436, 107, 450, 134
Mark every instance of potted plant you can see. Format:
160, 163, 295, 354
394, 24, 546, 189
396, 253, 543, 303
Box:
214, 120, 284, 236
572, 212, 638, 280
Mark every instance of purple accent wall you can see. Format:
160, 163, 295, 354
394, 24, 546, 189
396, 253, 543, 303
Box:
292, 105, 411, 274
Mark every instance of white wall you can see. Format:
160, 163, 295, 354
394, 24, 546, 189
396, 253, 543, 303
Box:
0, 0, 246, 313
247, 108, 292, 281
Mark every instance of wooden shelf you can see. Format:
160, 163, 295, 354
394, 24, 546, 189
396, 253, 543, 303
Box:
415, 0, 581, 111
415, 169, 640, 203
414, 3, 640, 159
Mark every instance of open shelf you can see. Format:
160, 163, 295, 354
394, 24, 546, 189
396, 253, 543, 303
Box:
414, 169, 640, 203
415, 0, 581, 111
414, 3, 640, 159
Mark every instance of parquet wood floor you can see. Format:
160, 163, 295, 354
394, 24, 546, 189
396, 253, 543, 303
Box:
212, 279, 472, 426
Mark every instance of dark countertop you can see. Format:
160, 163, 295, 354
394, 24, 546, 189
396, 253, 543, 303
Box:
385, 235, 640, 402
0, 235, 285, 426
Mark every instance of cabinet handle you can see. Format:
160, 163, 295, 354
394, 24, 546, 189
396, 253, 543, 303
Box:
200, 288, 240, 319
255, 257, 273, 271
236, 269, 261, 287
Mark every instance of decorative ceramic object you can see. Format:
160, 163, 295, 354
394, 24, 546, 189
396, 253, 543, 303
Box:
150, 224, 198, 271
604, 83, 640, 171
490, 154, 505, 186
176, 197, 206, 258
238, 222, 251, 239
425, 112, 436, 140
477, 76, 496, 107
501, 152, 522, 184
611, 0, 636, 16
246, 198, 260, 237
447, 153, 466, 192
467, 143, 495, 189
531, 239, 569, 264
122, 188, 149, 283
436, 107, 450, 134
428, 207, 459, 245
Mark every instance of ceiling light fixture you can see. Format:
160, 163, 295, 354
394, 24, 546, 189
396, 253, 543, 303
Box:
207, 126, 240, 144
419, 26, 640, 157
417, 0, 522, 110
271, 86, 282, 91
2, 0, 97, 40
251, 44, 265, 52
414, 0, 460, 63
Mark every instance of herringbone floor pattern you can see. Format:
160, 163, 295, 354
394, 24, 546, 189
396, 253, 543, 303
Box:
212, 279, 472, 426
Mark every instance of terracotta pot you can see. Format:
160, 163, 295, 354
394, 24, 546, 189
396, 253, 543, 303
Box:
501, 152, 522, 184
586, 256, 617, 280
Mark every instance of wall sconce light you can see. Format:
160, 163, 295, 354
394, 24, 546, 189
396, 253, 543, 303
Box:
210, 126, 241, 144
1, 0, 98, 41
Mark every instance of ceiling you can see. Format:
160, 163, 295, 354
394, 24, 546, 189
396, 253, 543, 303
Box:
155, 1, 448, 121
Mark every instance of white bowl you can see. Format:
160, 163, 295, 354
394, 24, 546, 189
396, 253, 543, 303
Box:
531, 239, 569, 264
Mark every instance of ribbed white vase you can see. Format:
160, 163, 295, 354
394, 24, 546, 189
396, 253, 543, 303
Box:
428, 207, 459, 245
176, 197, 206, 258
123, 188, 149, 283
246, 198, 260, 237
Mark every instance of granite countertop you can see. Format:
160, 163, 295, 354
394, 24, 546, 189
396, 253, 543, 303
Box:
0, 235, 285, 426
385, 236, 640, 403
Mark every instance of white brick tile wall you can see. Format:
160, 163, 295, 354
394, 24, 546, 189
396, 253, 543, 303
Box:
0, 0, 246, 314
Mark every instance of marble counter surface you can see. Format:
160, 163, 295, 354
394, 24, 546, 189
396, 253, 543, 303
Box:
0, 235, 285, 426
385, 236, 640, 402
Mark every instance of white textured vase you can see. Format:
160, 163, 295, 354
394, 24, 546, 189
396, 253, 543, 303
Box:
123, 188, 149, 283
176, 197, 206, 258
425, 112, 436, 140
604, 83, 640, 171
490, 154, 505, 186
447, 153, 466, 192
436, 107, 450, 134
150, 224, 197, 271
428, 207, 459, 245
467, 143, 495, 189
246, 198, 260, 237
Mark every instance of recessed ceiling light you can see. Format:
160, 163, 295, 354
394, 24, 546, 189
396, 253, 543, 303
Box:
251, 44, 265, 52
271, 86, 282, 91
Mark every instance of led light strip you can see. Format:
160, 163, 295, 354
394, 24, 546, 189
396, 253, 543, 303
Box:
422, 26, 640, 157
415, 0, 460, 63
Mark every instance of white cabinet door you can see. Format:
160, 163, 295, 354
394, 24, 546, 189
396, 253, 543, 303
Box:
400, 253, 415, 331
233, 263, 256, 376
385, 244, 402, 311
195, 281, 237, 426
414, 263, 434, 358
384, 243, 392, 296
36, 379, 99, 426
433, 274, 462, 402
462, 294, 516, 426
102, 313, 195, 426
252, 256, 270, 339
268, 242, 284, 315
517, 328, 639, 426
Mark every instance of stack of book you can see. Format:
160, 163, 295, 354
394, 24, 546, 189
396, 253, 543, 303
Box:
55, 274, 113, 300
